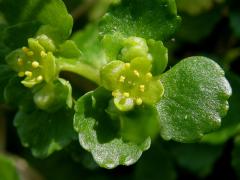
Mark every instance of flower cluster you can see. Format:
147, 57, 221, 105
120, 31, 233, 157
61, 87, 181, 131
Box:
100, 36, 164, 111
6, 35, 57, 88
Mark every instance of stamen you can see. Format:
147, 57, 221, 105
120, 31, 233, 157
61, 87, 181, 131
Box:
25, 71, 32, 77
27, 51, 34, 56
146, 72, 152, 79
133, 70, 140, 77
36, 75, 43, 82
112, 90, 120, 97
136, 98, 143, 105
18, 72, 25, 77
32, 61, 39, 68
125, 63, 130, 68
123, 92, 130, 97
119, 75, 125, 83
40, 51, 47, 57
139, 85, 145, 92
22, 47, 29, 53
17, 58, 24, 66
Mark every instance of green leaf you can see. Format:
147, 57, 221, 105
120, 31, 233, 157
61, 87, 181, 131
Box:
101, 33, 124, 62
0, 155, 20, 180
106, 101, 160, 143
71, 24, 107, 69
167, 142, 223, 177
232, 136, 240, 179
0, 65, 14, 102
0, 0, 73, 49
14, 107, 76, 158
147, 39, 168, 75
202, 73, 240, 144
58, 40, 82, 58
74, 88, 151, 169
134, 143, 176, 180
4, 76, 35, 111
99, 0, 181, 41
157, 56, 231, 142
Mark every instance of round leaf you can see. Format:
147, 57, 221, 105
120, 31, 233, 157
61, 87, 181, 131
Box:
157, 56, 231, 142
99, 0, 181, 41
14, 107, 76, 158
74, 88, 151, 169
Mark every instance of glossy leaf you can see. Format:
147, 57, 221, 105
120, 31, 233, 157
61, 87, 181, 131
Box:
202, 73, 240, 144
74, 88, 151, 169
147, 39, 168, 75
14, 107, 76, 158
106, 101, 160, 143
0, 0, 73, 49
99, 0, 181, 41
157, 56, 231, 142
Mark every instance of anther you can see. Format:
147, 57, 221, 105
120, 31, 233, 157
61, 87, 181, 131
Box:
136, 98, 143, 105
17, 58, 24, 66
112, 91, 119, 97
139, 85, 145, 92
146, 72, 152, 79
25, 71, 32, 77
18, 72, 25, 77
123, 92, 130, 97
27, 51, 34, 56
40, 51, 47, 57
133, 70, 140, 77
22, 47, 29, 53
32, 61, 39, 68
36, 75, 43, 82
125, 63, 130, 68
119, 75, 125, 83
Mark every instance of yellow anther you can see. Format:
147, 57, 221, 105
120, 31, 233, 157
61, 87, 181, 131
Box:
32, 61, 39, 68
136, 98, 143, 105
128, 81, 132, 84
112, 90, 119, 97
17, 58, 24, 66
146, 72, 152, 79
40, 51, 47, 57
125, 63, 130, 68
139, 85, 145, 92
133, 70, 140, 77
123, 92, 130, 97
27, 51, 34, 56
22, 47, 29, 53
25, 71, 32, 77
36, 75, 43, 82
119, 75, 125, 83
18, 72, 25, 77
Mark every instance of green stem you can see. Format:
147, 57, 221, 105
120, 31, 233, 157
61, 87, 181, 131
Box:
57, 58, 101, 85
